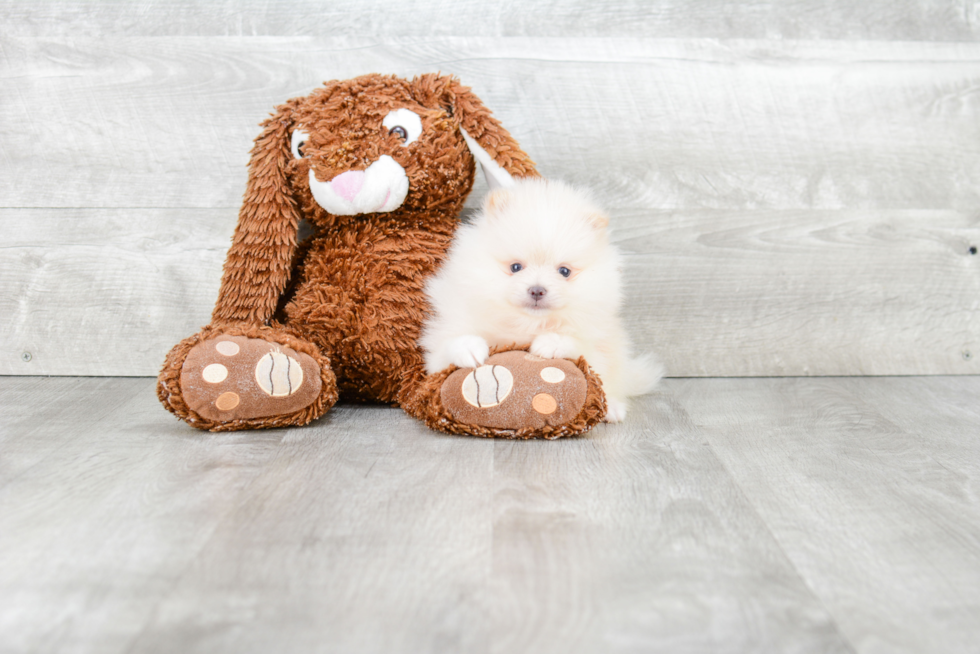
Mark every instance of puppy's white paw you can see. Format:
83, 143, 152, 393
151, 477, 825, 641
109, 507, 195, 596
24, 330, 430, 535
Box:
530, 333, 577, 360
604, 397, 629, 423
447, 335, 490, 369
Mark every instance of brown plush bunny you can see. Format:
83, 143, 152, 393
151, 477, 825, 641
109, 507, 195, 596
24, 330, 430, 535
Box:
157, 73, 606, 438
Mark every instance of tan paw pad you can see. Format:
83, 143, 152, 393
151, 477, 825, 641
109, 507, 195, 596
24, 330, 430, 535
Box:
254, 349, 304, 397
461, 365, 513, 408
532, 393, 557, 415
215, 340, 240, 356
539, 367, 565, 383
202, 363, 228, 383
215, 392, 240, 411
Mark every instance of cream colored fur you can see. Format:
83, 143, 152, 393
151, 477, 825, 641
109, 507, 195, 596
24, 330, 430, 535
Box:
422, 178, 662, 422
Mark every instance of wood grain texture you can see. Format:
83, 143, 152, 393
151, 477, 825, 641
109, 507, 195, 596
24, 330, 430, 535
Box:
3, 0, 979, 40
618, 208, 980, 377
3, 207, 976, 377
0, 377, 495, 654
675, 376, 980, 654
4, 35, 979, 377
128, 408, 496, 654
0, 208, 232, 376
4, 375, 980, 652
0, 376, 852, 654
2, 38, 979, 211
488, 395, 850, 653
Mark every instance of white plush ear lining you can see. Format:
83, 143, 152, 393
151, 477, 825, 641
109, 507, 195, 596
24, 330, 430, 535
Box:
460, 127, 515, 191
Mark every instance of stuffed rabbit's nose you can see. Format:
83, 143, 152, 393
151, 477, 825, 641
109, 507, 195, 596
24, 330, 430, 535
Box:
330, 170, 365, 201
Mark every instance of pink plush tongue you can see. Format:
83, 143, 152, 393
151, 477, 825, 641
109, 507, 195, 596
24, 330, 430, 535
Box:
330, 170, 365, 202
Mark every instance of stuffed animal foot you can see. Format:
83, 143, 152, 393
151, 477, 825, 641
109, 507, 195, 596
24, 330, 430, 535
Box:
179, 334, 322, 422
433, 350, 607, 439
158, 329, 338, 431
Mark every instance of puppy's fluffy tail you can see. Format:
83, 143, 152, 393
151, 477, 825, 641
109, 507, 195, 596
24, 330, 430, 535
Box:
625, 353, 664, 397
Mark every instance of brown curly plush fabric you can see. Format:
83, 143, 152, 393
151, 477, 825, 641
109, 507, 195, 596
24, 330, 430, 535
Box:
157, 73, 605, 436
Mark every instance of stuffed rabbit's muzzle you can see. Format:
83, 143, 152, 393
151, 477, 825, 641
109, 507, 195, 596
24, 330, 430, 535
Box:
291, 127, 410, 216
308, 155, 409, 215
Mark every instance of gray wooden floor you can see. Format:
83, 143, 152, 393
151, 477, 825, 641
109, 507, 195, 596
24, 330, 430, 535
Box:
1, 376, 978, 654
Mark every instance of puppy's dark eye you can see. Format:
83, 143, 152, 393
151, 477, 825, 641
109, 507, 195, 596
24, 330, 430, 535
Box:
558, 266, 571, 278
510, 263, 523, 273
296, 141, 306, 157
389, 126, 408, 140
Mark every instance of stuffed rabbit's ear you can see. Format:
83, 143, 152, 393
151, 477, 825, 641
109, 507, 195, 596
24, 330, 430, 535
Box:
460, 128, 516, 191
437, 76, 539, 187
212, 100, 302, 324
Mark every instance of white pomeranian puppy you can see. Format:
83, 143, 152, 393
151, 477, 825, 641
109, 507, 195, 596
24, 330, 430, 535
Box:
421, 177, 662, 423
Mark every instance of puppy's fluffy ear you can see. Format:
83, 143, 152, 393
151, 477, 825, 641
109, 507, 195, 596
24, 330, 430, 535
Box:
418, 75, 539, 188
212, 99, 302, 324
588, 213, 610, 230
483, 188, 512, 216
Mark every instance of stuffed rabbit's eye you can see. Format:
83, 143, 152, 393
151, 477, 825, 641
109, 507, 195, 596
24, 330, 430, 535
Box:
510, 262, 523, 273
558, 266, 572, 278
291, 128, 310, 159
382, 108, 422, 146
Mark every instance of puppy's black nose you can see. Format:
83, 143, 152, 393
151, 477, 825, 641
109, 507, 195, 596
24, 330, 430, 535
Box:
528, 286, 547, 301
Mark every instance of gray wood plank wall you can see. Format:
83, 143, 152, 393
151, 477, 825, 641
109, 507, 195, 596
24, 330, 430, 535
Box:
2, 3, 978, 376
